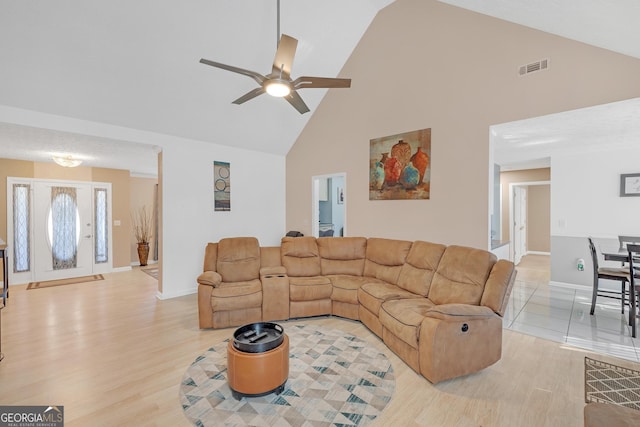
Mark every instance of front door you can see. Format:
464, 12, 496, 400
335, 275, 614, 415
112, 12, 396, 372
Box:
32, 181, 94, 281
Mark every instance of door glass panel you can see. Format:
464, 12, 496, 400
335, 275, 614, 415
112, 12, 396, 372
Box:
94, 188, 108, 263
49, 186, 79, 270
12, 183, 31, 273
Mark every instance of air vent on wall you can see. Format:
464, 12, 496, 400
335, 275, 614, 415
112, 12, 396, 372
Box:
519, 58, 549, 76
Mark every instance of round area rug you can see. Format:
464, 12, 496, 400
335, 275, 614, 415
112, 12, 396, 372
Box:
179, 323, 395, 427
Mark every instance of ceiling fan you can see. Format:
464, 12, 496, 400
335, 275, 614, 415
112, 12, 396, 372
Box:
199, 0, 351, 114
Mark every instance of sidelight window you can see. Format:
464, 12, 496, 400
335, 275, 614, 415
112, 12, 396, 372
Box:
12, 183, 31, 273
94, 188, 108, 263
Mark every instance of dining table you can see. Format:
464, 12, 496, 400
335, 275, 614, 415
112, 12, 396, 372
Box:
601, 247, 633, 263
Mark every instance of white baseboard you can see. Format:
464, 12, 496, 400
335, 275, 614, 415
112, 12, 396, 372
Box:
130, 260, 158, 267
526, 251, 551, 256
549, 280, 590, 290
156, 286, 197, 300
111, 266, 132, 273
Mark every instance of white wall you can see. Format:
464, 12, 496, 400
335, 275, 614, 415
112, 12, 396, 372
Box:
285, 0, 640, 249
551, 146, 640, 286
0, 105, 286, 298
552, 147, 640, 237
161, 140, 285, 298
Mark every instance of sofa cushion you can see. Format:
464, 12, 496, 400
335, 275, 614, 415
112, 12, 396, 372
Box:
379, 298, 436, 349
211, 279, 262, 311
358, 281, 420, 315
428, 245, 497, 306
397, 241, 447, 296
423, 303, 497, 319
364, 238, 412, 285
328, 275, 370, 304
217, 237, 261, 282
289, 276, 332, 301
281, 237, 322, 277
318, 237, 367, 276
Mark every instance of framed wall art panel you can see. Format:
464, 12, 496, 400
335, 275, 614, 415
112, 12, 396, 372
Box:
369, 128, 431, 200
620, 173, 640, 197
214, 161, 231, 211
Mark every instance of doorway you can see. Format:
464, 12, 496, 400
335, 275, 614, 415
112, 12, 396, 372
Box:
312, 173, 346, 238
7, 177, 113, 284
508, 180, 551, 264
512, 185, 527, 265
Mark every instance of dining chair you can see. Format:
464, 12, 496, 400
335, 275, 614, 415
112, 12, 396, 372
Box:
588, 237, 630, 316
626, 243, 640, 338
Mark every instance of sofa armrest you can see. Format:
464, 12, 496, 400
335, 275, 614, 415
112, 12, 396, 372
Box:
419, 303, 502, 383
197, 271, 222, 287
481, 259, 516, 316
423, 303, 497, 321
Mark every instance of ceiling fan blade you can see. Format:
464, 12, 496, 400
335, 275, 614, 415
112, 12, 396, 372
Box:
272, 34, 298, 79
200, 58, 266, 85
293, 76, 351, 90
285, 90, 310, 114
232, 87, 265, 105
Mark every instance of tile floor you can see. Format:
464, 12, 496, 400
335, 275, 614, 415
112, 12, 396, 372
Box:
504, 254, 640, 362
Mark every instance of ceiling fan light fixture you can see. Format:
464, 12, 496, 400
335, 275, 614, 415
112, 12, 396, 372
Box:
53, 155, 83, 168
264, 79, 291, 97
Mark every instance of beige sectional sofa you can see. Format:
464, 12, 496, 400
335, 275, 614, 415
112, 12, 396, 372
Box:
197, 236, 516, 383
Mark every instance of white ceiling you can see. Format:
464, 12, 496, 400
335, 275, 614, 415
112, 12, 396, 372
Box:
0, 0, 394, 175
1, 0, 639, 175
0, 121, 161, 175
492, 97, 640, 170
439, 0, 640, 59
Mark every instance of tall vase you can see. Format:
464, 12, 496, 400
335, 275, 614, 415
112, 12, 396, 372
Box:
400, 162, 420, 189
372, 160, 385, 190
391, 140, 411, 169
384, 156, 402, 186
137, 242, 150, 266
410, 147, 430, 183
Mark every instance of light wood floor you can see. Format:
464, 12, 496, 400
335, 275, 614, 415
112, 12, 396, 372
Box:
516, 254, 551, 272
0, 267, 636, 426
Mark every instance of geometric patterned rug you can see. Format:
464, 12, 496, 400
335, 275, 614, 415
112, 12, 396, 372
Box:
179, 323, 395, 426
585, 356, 640, 411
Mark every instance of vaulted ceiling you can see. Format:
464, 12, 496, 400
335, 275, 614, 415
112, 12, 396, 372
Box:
1, 0, 639, 175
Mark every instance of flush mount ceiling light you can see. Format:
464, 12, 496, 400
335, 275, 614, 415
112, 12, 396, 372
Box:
52, 155, 83, 168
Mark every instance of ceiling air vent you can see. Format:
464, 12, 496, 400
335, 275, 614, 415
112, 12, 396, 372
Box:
519, 58, 549, 76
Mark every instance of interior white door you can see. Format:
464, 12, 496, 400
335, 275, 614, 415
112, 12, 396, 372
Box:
513, 186, 528, 265
33, 182, 94, 281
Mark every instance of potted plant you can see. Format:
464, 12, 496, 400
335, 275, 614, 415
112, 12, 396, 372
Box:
132, 206, 153, 266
